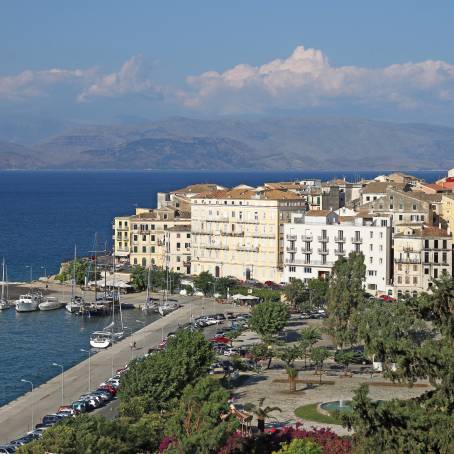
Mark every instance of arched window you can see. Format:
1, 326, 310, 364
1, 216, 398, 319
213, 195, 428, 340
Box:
133, 258, 138, 265
142, 257, 147, 267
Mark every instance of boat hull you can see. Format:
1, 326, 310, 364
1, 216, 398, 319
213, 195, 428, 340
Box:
39, 302, 63, 311
90, 339, 111, 349
15, 302, 39, 312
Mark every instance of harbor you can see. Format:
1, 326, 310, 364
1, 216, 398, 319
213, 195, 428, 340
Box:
0, 293, 241, 444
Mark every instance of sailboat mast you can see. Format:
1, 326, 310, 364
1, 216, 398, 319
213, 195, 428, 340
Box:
94, 233, 98, 302
1, 258, 5, 300
72, 245, 76, 301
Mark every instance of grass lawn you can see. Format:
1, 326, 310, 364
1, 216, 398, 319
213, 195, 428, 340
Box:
294, 403, 341, 425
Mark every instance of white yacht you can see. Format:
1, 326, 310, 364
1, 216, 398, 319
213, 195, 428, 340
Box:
15, 293, 42, 312
90, 331, 113, 349
39, 296, 63, 311
158, 303, 179, 316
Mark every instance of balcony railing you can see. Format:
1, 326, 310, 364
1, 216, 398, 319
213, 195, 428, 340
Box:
317, 236, 329, 242
351, 237, 363, 244
286, 246, 297, 252
236, 245, 259, 252
301, 234, 313, 241
286, 234, 297, 240
220, 231, 244, 237
318, 248, 329, 255
285, 259, 334, 267
206, 217, 230, 223
334, 236, 346, 243
394, 257, 421, 264
334, 249, 346, 255
300, 247, 313, 253
205, 244, 229, 250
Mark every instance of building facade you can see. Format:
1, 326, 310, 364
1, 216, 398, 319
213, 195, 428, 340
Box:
191, 187, 306, 283
393, 226, 452, 297
282, 211, 392, 295
165, 225, 192, 274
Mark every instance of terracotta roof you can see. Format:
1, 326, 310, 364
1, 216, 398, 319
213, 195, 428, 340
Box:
362, 182, 390, 194
305, 210, 332, 217
421, 227, 450, 238
409, 191, 443, 203
195, 188, 304, 201
173, 183, 225, 194
419, 182, 445, 192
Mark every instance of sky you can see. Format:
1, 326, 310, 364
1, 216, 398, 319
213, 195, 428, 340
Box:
1, 1, 454, 126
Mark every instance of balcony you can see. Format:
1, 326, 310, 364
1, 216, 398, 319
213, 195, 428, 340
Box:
334, 249, 346, 255
300, 246, 313, 253
205, 244, 229, 250
317, 236, 329, 242
252, 233, 276, 239
334, 236, 346, 243
220, 231, 245, 237
285, 258, 334, 267
286, 234, 297, 240
206, 217, 230, 223
301, 234, 313, 241
394, 257, 421, 264
286, 245, 297, 252
318, 248, 329, 255
237, 245, 259, 252
351, 237, 363, 244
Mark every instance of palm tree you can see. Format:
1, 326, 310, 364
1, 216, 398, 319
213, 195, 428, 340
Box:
299, 327, 322, 368
285, 366, 299, 392
244, 397, 282, 432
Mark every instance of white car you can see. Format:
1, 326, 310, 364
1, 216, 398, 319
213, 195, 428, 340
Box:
223, 348, 239, 356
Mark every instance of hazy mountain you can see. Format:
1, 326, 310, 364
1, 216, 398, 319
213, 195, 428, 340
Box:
1, 117, 453, 170
0, 141, 45, 169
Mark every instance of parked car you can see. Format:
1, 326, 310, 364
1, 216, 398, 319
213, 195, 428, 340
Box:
41, 414, 64, 426
224, 348, 240, 356
210, 335, 231, 345
72, 400, 90, 413
57, 405, 79, 415
0, 444, 17, 453
379, 294, 395, 302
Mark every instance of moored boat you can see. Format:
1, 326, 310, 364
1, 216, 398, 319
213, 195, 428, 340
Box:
39, 296, 64, 311
89, 331, 113, 349
15, 293, 42, 312
158, 303, 180, 316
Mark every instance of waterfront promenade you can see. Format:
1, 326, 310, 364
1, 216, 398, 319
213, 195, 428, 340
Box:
0, 296, 243, 444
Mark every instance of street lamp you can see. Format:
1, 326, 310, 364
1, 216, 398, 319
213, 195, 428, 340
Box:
20, 379, 34, 430
80, 349, 91, 392
25, 265, 33, 290
52, 363, 64, 406
41, 265, 48, 288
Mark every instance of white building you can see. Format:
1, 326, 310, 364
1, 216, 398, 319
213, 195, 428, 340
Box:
191, 187, 306, 283
283, 210, 392, 295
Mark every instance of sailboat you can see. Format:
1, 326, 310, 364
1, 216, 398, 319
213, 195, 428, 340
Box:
0, 258, 10, 310
89, 248, 124, 348
66, 245, 84, 313
142, 269, 159, 312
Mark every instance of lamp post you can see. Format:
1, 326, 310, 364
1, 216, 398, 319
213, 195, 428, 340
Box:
41, 265, 48, 288
20, 379, 34, 430
25, 265, 33, 290
80, 349, 91, 392
52, 363, 64, 406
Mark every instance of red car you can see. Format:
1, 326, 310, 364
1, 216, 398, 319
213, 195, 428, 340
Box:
379, 295, 395, 302
99, 384, 117, 395
210, 336, 231, 345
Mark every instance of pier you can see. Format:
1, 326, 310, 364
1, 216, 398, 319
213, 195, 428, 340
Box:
0, 295, 242, 444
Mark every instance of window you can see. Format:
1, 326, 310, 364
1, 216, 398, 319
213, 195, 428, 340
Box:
369, 257, 373, 264
434, 252, 439, 264
142, 235, 146, 241
304, 267, 312, 273
142, 246, 146, 253
424, 268, 429, 275
133, 258, 138, 265
369, 244, 373, 251
397, 276, 402, 284
413, 204, 417, 210
442, 252, 447, 264
424, 252, 429, 263
413, 277, 418, 285
289, 266, 296, 273
425, 240, 430, 249
151, 246, 155, 253
434, 269, 438, 279
133, 235, 138, 241
398, 215, 403, 221
434, 240, 439, 249
133, 246, 138, 253
370, 231, 373, 238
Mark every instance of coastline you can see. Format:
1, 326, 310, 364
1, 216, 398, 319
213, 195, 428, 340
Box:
0, 296, 243, 443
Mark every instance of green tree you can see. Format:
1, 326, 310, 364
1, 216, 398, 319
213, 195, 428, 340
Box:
214, 277, 236, 297
310, 347, 331, 384
273, 438, 323, 454
119, 330, 214, 415
279, 345, 301, 392
56, 259, 98, 286
284, 278, 307, 308
194, 271, 215, 295
244, 398, 282, 433
250, 300, 290, 339
130, 265, 148, 291
164, 377, 237, 453
325, 252, 366, 348
307, 278, 329, 309
298, 327, 322, 369
334, 350, 356, 376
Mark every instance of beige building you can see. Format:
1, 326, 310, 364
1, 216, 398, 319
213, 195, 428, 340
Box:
191, 187, 306, 283
440, 194, 454, 241
165, 225, 192, 274
393, 226, 452, 298
113, 205, 190, 268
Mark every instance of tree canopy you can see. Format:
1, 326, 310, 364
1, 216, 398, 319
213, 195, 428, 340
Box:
250, 300, 290, 339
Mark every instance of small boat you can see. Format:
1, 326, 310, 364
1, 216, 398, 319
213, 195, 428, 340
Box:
39, 296, 64, 311
15, 293, 42, 312
66, 298, 84, 313
158, 303, 180, 317
89, 331, 113, 349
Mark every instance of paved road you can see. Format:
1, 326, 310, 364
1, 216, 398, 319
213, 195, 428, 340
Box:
0, 296, 245, 444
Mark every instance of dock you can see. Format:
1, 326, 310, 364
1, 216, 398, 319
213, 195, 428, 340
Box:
0, 296, 243, 444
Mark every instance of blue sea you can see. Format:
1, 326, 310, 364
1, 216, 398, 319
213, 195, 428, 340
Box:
0, 169, 446, 407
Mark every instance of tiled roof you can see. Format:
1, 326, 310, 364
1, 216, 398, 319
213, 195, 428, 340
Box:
195, 188, 304, 201
421, 227, 450, 237
173, 183, 225, 194
305, 210, 332, 216
362, 182, 390, 194
166, 224, 191, 232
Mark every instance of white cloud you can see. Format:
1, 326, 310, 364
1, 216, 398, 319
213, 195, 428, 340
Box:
182, 45, 454, 113
77, 55, 162, 102
0, 56, 162, 103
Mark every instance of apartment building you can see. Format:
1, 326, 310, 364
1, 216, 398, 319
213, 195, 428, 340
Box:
441, 194, 454, 240
165, 225, 192, 274
190, 187, 306, 283
393, 226, 452, 297
360, 188, 435, 230
282, 210, 392, 294
113, 205, 190, 268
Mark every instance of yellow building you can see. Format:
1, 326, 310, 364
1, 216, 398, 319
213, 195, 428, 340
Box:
441, 194, 454, 241
190, 186, 306, 283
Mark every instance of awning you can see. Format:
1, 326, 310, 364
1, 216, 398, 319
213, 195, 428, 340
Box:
232, 294, 259, 300
114, 251, 130, 257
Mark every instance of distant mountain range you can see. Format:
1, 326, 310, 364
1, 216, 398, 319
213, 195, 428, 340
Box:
0, 116, 453, 170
